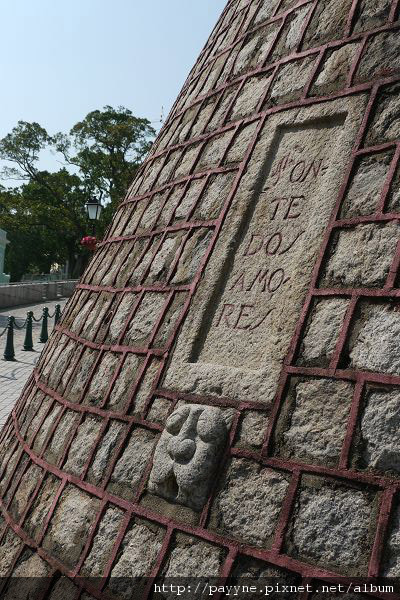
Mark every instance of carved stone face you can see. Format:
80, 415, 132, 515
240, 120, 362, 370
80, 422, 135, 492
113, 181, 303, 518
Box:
148, 404, 229, 511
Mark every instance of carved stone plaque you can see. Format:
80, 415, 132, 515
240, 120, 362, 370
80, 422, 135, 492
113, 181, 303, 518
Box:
165, 96, 368, 405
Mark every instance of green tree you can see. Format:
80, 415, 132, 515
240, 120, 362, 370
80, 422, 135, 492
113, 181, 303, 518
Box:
0, 106, 155, 280
0, 170, 88, 280
54, 105, 155, 212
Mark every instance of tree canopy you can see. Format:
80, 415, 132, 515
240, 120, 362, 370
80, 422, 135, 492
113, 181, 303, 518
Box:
0, 106, 155, 280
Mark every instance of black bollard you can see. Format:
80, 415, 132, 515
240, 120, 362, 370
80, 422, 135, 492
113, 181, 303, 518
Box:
54, 304, 62, 326
39, 307, 49, 343
23, 311, 34, 351
4, 316, 15, 361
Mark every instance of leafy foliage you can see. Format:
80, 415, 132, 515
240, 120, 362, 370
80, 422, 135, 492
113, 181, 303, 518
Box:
0, 107, 155, 281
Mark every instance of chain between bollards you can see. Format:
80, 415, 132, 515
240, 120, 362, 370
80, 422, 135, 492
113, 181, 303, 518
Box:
3, 316, 15, 361
2, 304, 62, 357
39, 307, 49, 343
23, 311, 34, 351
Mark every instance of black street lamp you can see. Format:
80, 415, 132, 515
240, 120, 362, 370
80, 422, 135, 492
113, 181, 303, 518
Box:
85, 198, 103, 221
84, 199, 103, 234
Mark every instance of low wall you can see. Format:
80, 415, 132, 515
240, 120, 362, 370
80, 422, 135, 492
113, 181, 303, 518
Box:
0, 280, 78, 309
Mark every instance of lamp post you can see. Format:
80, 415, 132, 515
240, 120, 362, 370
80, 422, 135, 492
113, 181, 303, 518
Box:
84, 199, 103, 233
82, 199, 103, 252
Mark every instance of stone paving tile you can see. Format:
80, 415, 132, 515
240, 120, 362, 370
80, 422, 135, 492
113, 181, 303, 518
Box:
0, 298, 68, 426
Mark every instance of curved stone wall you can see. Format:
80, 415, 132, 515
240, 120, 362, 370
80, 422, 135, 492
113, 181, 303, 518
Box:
0, 0, 400, 597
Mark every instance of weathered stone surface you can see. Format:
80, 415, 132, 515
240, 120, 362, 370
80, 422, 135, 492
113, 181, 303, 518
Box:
145, 233, 184, 284
19, 391, 48, 442
271, 6, 311, 59
136, 192, 164, 233
63, 415, 102, 476
81, 505, 125, 577
193, 173, 235, 220
151, 533, 224, 596
124, 293, 166, 347
173, 145, 200, 181
353, 0, 392, 33
17, 389, 43, 438
279, 379, 353, 465
231, 555, 300, 599
382, 502, 400, 576
23, 396, 52, 445
0, 430, 17, 479
3, 453, 29, 506
106, 353, 142, 411
366, 82, 400, 145
288, 481, 374, 573
87, 420, 126, 485
24, 474, 61, 540
43, 410, 80, 466
0, 448, 22, 496
174, 179, 204, 220
32, 404, 62, 454
359, 388, 400, 473
160, 151, 185, 187
104, 293, 137, 344
60, 291, 85, 329
92, 245, 123, 285
254, 0, 280, 25
84, 353, 120, 406
68, 293, 98, 334
388, 161, 400, 213
225, 122, 258, 164
267, 56, 316, 106
160, 186, 187, 227
43, 484, 100, 568
350, 304, 400, 375
176, 107, 202, 142
105, 241, 134, 287
2, 552, 51, 600
0, 529, 24, 576
147, 397, 173, 424
299, 299, 349, 365
149, 404, 229, 510
9, 463, 42, 522
303, 0, 353, 49
55, 347, 82, 395
108, 520, 164, 599
171, 229, 213, 285
311, 43, 360, 95
232, 24, 278, 76
108, 427, 157, 499
341, 152, 393, 217
231, 74, 271, 120
235, 410, 268, 449
65, 348, 98, 403
46, 339, 76, 391
80, 292, 113, 342
197, 132, 233, 171
47, 577, 79, 600
211, 459, 289, 546
321, 222, 400, 288
163, 534, 224, 578
130, 356, 162, 414
128, 238, 161, 286
152, 292, 187, 348
356, 32, 400, 83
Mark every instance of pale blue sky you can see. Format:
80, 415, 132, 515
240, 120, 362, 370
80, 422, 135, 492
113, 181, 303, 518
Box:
1, 0, 226, 176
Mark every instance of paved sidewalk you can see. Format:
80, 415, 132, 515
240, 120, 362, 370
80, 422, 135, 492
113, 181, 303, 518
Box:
0, 298, 68, 426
